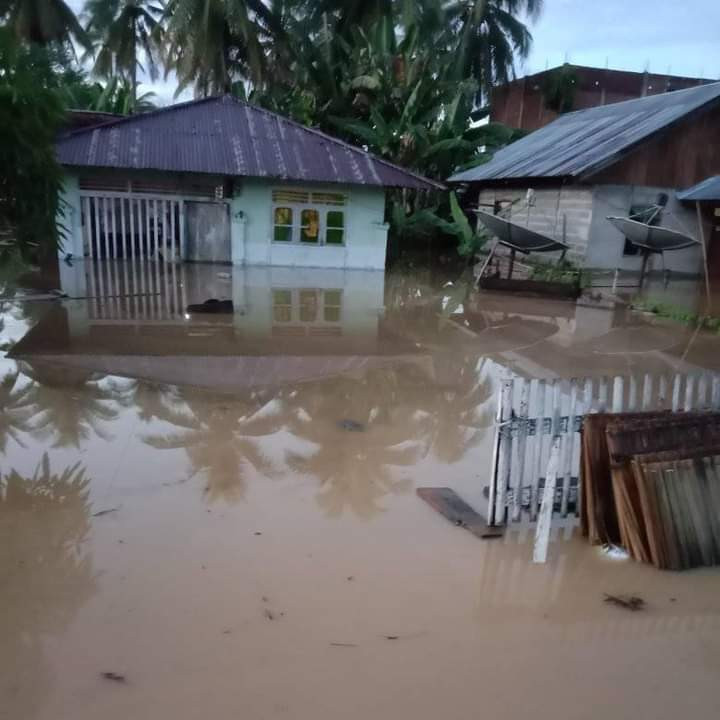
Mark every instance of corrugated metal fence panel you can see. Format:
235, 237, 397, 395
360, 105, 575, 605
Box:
489, 371, 720, 526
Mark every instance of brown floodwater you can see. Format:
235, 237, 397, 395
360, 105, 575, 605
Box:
1, 262, 719, 720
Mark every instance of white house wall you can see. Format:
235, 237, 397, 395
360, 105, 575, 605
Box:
59, 171, 390, 270
587, 185, 703, 274
232, 179, 389, 270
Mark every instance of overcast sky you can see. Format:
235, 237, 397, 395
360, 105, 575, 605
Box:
522, 0, 720, 78
69, 0, 720, 104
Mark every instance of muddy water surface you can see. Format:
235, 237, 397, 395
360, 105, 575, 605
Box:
1, 263, 720, 720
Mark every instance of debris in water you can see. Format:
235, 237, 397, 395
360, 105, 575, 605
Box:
347, 576, 354, 581
101, 672, 126, 683
93, 507, 119, 517
337, 418, 365, 432
600, 544, 630, 560
262, 596, 269, 603
330, 642, 357, 648
417, 487, 504, 539
186, 299, 234, 314
264, 609, 275, 621
254, 532, 262, 536
603, 593, 645, 611
384, 635, 399, 640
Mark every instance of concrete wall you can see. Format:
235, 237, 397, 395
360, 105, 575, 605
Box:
587, 185, 703, 274
59, 170, 390, 270
57, 173, 83, 257
476, 183, 703, 275
231, 178, 389, 270
476, 186, 594, 263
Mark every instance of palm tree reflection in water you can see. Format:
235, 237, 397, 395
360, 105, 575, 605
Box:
143, 387, 283, 503
19, 362, 120, 448
0, 370, 34, 451
284, 358, 493, 519
0, 454, 96, 720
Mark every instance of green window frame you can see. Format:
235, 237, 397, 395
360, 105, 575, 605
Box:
325, 210, 345, 245
273, 207, 294, 242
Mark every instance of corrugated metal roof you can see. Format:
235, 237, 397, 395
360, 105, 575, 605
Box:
677, 175, 720, 201
57, 95, 442, 190
449, 82, 720, 184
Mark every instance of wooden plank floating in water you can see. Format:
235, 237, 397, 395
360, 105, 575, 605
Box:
417, 488, 504, 540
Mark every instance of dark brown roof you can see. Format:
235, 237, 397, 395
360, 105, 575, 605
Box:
56, 95, 442, 190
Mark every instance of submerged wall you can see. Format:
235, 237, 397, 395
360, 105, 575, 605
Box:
58, 170, 390, 270
231, 179, 389, 270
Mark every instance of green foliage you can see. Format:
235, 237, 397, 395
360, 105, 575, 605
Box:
450, 191, 487, 258
0, 28, 66, 261
528, 258, 583, 286
632, 299, 720, 333
83, 0, 163, 110
541, 63, 578, 113
0, 0, 538, 261
2, 0, 90, 48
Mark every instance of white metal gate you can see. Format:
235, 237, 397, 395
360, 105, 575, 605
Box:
85, 258, 188, 322
489, 371, 720, 526
81, 193, 184, 261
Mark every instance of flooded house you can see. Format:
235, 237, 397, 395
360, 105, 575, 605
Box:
55, 95, 440, 271
450, 81, 720, 276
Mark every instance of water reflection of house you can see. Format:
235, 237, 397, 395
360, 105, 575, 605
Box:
13, 266, 433, 391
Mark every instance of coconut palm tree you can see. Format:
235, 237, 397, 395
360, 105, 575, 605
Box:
447, 0, 543, 101
162, 0, 273, 96
143, 388, 283, 502
2, 0, 90, 48
83, 0, 163, 110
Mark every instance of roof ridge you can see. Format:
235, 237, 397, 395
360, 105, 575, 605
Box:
561, 79, 720, 119
59, 95, 221, 138
225, 95, 444, 189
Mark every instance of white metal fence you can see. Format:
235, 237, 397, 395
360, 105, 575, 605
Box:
488, 371, 720, 526
86, 258, 187, 322
81, 192, 184, 261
